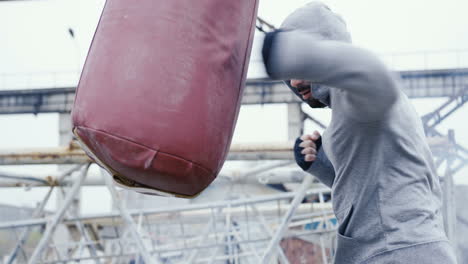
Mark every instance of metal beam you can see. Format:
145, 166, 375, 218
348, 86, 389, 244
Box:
7, 188, 54, 264
249, 204, 290, 264
5, 165, 82, 263
0, 163, 304, 187
422, 86, 468, 131
0, 144, 90, 165
0, 141, 295, 165
0, 138, 451, 166
0, 189, 331, 230
1, 68, 467, 115
102, 169, 159, 264
28, 164, 90, 264
426, 129, 468, 174
0, 87, 75, 115
0, 186, 335, 262
261, 174, 314, 263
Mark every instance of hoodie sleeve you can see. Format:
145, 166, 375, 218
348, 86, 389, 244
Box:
307, 147, 335, 188
263, 30, 399, 121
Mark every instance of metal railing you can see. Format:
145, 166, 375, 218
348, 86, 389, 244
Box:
0, 164, 336, 264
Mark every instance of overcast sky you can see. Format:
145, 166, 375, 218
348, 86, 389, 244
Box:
0, 0, 467, 213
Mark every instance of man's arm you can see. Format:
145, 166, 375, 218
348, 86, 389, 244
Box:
295, 132, 335, 188
308, 148, 335, 188
263, 30, 400, 121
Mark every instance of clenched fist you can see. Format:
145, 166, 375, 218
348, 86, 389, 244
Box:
294, 131, 322, 171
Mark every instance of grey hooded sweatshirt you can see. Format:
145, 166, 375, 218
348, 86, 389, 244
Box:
264, 2, 457, 263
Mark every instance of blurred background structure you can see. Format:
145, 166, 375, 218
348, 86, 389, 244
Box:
0, 0, 467, 263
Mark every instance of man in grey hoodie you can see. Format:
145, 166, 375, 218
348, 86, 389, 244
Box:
262, 2, 457, 263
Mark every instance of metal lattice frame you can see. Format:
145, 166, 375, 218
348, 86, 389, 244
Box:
0, 169, 336, 263
422, 86, 468, 132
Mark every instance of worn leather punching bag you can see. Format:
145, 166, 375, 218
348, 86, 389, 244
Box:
72, 0, 258, 197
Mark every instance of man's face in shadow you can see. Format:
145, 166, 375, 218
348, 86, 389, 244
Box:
290, 79, 327, 108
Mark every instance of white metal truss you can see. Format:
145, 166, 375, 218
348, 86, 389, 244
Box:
0, 170, 337, 263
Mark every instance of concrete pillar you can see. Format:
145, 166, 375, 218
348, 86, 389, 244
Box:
287, 103, 304, 140
59, 113, 74, 146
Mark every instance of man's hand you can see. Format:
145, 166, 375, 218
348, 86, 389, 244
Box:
294, 131, 322, 171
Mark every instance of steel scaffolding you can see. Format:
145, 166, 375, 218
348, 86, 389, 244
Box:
0, 165, 336, 263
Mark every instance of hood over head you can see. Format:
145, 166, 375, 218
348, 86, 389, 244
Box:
280, 1, 351, 107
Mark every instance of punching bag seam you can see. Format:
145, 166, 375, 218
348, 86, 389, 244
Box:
75, 125, 214, 175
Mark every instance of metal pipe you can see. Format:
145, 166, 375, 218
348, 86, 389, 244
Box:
0, 188, 331, 230
0, 146, 90, 165
7, 187, 54, 264
0, 137, 450, 165
256, 167, 307, 184
0, 218, 47, 229
28, 163, 90, 264
0, 164, 83, 188
225, 205, 233, 263
261, 174, 314, 264
319, 235, 328, 264
249, 204, 290, 264
222, 161, 292, 183
317, 192, 330, 264
185, 215, 217, 263
230, 228, 260, 264
0, 171, 50, 186
0, 164, 308, 187
5, 164, 82, 261
102, 169, 159, 264
0, 142, 296, 165
58, 192, 101, 263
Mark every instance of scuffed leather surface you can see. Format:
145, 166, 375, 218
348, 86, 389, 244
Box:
72, 0, 258, 196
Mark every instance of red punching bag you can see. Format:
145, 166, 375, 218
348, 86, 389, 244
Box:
72, 0, 258, 197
